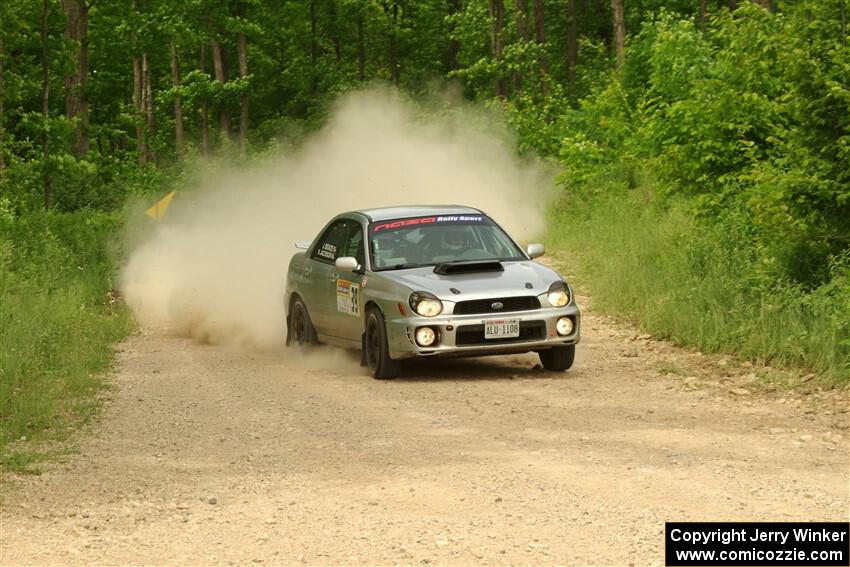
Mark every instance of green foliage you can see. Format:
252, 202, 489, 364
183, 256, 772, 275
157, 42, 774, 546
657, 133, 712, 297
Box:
0, 205, 134, 470
557, 1, 849, 290
549, 1, 849, 381
549, 187, 850, 382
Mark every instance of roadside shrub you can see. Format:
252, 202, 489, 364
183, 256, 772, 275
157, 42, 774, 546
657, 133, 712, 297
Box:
549, 187, 850, 382
0, 204, 134, 470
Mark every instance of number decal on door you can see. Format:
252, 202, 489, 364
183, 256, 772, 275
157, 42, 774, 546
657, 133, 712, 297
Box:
350, 285, 360, 315
336, 280, 361, 316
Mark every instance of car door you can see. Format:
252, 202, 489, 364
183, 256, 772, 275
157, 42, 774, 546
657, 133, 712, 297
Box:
327, 220, 367, 342
304, 219, 350, 335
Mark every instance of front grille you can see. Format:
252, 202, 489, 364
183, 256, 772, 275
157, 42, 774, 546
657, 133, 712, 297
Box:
453, 295, 541, 315
455, 320, 546, 346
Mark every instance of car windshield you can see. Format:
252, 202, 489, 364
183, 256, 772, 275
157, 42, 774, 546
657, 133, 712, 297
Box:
368, 214, 525, 271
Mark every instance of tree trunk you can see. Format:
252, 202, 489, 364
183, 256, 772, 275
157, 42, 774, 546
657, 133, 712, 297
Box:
329, 0, 342, 65
357, 12, 366, 81
142, 51, 154, 163
757, 0, 772, 11
310, 0, 319, 95
0, 32, 6, 174
533, 0, 549, 93
488, 0, 506, 97
389, 0, 400, 86
611, 0, 625, 68
729, 0, 738, 10
133, 54, 146, 164
131, 0, 147, 166
170, 41, 184, 158
446, 0, 461, 73
237, 2, 248, 155
566, 0, 577, 95
211, 38, 230, 141
514, 0, 530, 91
62, 0, 89, 156
516, 0, 531, 40
200, 45, 210, 157
41, 0, 51, 210
699, 0, 708, 28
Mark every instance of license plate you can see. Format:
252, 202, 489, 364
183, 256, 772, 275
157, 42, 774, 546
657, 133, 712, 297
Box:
484, 319, 520, 339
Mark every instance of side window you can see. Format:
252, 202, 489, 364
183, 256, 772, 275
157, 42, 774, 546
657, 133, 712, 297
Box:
311, 221, 349, 264
343, 223, 365, 266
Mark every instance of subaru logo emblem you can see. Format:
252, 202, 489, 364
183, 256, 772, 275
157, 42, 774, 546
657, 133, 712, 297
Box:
491, 301, 504, 310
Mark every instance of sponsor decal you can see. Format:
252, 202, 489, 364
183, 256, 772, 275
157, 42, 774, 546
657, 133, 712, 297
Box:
336, 279, 360, 316
361, 276, 368, 288
372, 216, 437, 233
435, 215, 483, 223
372, 215, 484, 233
317, 242, 337, 259
371, 215, 485, 233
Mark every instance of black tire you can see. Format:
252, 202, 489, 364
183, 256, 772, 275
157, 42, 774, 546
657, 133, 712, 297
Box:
538, 345, 575, 371
286, 297, 318, 348
364, 308, 402, 379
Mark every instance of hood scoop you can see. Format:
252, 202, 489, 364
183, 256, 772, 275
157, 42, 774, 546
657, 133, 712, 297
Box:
433, 260, 505, 275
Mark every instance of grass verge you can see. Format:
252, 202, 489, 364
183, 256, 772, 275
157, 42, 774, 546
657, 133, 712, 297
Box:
549, 187, 850, 384
0, 206, 134, 474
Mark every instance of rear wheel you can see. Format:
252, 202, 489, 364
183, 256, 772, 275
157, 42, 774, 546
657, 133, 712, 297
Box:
364, 308, 402, 379
287, 297, 317, 348
538, 345, 575, 371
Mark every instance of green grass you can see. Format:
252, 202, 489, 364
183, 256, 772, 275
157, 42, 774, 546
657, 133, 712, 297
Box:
655, 361, 687, 376
549, 187, 850, 384
0, 208, 134, 473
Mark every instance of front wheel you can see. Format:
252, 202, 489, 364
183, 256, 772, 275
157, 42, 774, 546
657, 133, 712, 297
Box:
364, 308, 402, 379
538, 345, 575, 371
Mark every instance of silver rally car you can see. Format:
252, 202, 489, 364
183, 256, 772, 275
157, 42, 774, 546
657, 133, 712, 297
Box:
285, 205, 581, 379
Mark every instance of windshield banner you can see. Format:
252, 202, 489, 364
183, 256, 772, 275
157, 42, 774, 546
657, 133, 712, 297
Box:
372, 215, 485, 233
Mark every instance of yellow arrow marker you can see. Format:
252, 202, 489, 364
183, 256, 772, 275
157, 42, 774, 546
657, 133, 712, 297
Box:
146, 190, 176, 220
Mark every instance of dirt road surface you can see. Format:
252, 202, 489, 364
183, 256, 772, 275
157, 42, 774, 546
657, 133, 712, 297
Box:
2, 295, 848, 565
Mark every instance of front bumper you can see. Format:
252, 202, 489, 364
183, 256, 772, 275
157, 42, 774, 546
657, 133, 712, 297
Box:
385, 305, 581, 360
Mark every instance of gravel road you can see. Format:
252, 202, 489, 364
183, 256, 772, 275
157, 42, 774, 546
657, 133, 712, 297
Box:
1, 296, 848, 565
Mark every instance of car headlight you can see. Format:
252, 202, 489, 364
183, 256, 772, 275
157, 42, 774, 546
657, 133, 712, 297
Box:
547, 281, 570, 307
409, 291, 443, 317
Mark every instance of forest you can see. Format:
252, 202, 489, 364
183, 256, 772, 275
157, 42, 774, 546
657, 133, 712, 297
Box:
1, 0, 848, 466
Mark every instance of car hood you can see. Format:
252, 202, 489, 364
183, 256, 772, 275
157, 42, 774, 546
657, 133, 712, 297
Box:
381, 261, 562, 301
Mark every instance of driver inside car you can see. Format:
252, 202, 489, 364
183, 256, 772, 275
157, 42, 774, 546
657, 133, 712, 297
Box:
439, 227, 468, 253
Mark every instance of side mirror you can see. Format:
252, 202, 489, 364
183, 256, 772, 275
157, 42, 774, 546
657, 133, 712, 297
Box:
335, 256, 361, 274
294, 240, 311, 250
526, 243, 545, 259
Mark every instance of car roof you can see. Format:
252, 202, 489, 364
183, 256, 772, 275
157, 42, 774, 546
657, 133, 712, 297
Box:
355, 205, 484, 222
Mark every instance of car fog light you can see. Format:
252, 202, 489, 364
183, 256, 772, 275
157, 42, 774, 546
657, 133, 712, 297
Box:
415, 327, 437, 347
556, 317, 574, 336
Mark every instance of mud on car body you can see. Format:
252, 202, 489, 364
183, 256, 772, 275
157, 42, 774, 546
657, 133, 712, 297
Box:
285, 205, 581, 379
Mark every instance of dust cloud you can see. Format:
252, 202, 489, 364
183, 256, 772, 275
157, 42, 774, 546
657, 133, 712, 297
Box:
120, 89, 554, 352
